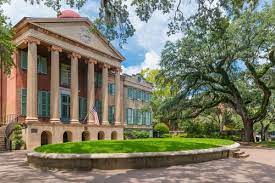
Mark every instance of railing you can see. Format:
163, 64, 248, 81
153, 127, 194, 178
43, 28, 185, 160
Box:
4, 114, 20, 150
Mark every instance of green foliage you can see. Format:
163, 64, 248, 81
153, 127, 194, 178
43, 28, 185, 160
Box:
124, 130, 150, 139
35, 138, 234, 154
0, 4, 15, 74
158, 4, 275, 141
154, 123, 169, 134
181, 120, 219, 135
162, 134, 172, 138
12, 124, 24, 150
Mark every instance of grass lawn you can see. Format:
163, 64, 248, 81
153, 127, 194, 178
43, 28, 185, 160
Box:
35, 138, 234, 154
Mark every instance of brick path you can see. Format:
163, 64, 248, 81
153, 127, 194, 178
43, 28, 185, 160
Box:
0, 147, 275, 183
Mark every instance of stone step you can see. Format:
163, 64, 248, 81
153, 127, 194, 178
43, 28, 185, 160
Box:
233, 151, 249, 159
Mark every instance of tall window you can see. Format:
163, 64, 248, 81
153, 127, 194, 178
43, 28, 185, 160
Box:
108, 83, 115, 95
79, 97, 87, 121
95, 72, 102, 88
38, 91, 50, 117
108, 105, 115, 123
128, 87, 133, 99
60, 64, 71, 86
95, 100, 102, 121
126, 108, 133, 124
20, 51, 47, 74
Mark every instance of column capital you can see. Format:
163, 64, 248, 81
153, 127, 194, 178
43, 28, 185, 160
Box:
86, 59, 97, 65
114, 67, 122, 73
24, 37, 40, 45
48, 45, 62, 52
68, 52, 81, 60
103, 63, 110, 69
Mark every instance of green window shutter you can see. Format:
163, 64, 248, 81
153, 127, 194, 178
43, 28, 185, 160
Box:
128, 87, 132, 99
38, 91, 50, 117
21, 88, 27, 116
20, 51, 28, 70
38, 91, 42, 117
47, 92, 50, 117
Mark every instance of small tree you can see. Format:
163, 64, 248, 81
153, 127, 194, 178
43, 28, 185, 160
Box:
12, 124, 24, 150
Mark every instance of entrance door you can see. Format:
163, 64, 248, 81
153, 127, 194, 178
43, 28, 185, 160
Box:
61, 94, 70, 123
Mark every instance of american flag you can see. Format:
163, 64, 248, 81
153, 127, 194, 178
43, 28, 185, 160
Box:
91, 107, 100, 125
83, 107, 100, 125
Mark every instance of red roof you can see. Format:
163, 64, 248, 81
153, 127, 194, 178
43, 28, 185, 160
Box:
58, 10, 81, 18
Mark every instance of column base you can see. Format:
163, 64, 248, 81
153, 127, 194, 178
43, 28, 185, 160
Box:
87, 120, 95, 125
50, 118, 60, 123
70, 119, 79, 124
115, 121, 121, 126
102, 121, 109, 126
25, 117, 38, 123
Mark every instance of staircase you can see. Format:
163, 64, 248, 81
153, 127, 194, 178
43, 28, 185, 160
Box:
231, 148, 249, 159
0, 126, 6, 151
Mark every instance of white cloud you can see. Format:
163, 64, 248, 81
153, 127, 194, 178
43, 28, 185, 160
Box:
122, 50, 160, 75
2, 0, 57, 24
122, 0, 197, 75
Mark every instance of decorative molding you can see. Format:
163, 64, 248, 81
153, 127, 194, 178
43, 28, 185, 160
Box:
23, 37, 40, 45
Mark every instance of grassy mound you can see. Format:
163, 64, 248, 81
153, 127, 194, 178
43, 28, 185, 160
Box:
35, 138, 234, 154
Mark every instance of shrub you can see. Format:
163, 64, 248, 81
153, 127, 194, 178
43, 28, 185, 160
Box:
12, 124, 24, 150
162, 134, 172, 138
124, 130, 150, 139
154, 123, 169, 137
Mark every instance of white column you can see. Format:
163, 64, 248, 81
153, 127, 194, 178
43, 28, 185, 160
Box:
115, 68, 121, 125
25, 37, 40, 123
87, 59, 97, 124
49, 45, 62, 123
102, 64, 109, 125
70, 53, 81, 124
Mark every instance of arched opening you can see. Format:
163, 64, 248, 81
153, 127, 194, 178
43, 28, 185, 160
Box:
111, 131, 118, 140
41, 131, 52, 145
82, 131, 90, 141
98, 131, 105, 140
63, 131, 72, 143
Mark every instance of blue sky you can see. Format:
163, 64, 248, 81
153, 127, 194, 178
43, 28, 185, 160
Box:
1, 0, 196, 75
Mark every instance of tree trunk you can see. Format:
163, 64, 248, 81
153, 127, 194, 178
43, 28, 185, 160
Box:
260, 121, 265, 141
243, 119, 254, 142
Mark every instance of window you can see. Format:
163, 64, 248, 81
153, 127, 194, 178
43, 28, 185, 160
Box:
38, 56, 47, 74
61, 64, 71, 86
79, 97, 87, 121
137, 109, 142, 125
21, 88, 27, 116
108, 83, 115, 95
95, 100, 102, 121
126, 108, 133, 124
142, 111, 146, 125
137, 90, 142, 101
145, 112, 152, 126
95, 72, 102, 88
108, 105, 115, 123
38, 91, 50, 117
20, 51, 28, 70
128, 87, 133, 99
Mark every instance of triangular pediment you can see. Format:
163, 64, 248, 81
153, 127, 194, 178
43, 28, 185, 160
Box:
33, 20, 123, 60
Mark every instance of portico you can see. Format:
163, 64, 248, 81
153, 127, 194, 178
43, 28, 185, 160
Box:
1, 10, 152, 150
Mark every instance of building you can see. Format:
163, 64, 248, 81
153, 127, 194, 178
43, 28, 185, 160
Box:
0, 10, 153, 150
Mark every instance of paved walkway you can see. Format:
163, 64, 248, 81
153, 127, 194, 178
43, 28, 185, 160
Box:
0, 147, 275, 183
